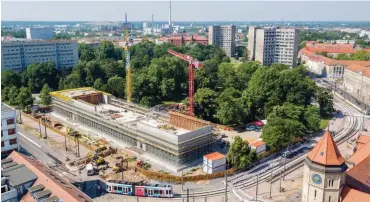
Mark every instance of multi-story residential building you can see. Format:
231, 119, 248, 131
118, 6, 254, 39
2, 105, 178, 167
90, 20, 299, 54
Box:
208, 25, 236, 57
248, 27, 300, 67
25, 27, 54, 40
1, 40, 78, 71
1, 105, 19, 159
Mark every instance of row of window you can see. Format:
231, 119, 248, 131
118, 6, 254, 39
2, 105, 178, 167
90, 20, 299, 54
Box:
1, 138, 17, 147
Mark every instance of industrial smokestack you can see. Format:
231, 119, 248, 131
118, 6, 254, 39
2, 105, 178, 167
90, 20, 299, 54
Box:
169, 1, 172, 27
152, 14, 154, 29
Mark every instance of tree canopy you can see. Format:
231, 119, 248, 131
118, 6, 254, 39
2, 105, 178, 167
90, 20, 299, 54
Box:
227, 136, 257, 169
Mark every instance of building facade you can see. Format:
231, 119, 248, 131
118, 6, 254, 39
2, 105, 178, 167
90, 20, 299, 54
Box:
343, 66, 370, 104
1, 105, 19, 159
50, 88, 214, 170
208, 25, 236, 57
25, 27, 54, 40
248, 27, 300, 67
1, 40, 78, 71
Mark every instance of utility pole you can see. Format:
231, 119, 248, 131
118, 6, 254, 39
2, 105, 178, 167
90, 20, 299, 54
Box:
44, 121, 48, 139
225, 173, 228, 202
187, 188, 189, 202
269, 171, 273, 198
182, 170, 184, 191
279, 169, 282, 192
38, 119, 42, 137
255, 174, 259, 202
65, 132, 68, 151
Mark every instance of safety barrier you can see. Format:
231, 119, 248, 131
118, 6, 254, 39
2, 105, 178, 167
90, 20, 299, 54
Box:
136, 167, 236, 182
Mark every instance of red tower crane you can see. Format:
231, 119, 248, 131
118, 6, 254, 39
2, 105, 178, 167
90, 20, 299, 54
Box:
167, 49, 202, 116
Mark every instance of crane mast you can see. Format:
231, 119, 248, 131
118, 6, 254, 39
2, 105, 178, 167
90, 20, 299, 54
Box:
125, 13, 132, 103
167, 49, 202, 116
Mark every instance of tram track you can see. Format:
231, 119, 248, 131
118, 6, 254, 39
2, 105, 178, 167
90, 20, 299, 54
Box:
175, 94, 362, 199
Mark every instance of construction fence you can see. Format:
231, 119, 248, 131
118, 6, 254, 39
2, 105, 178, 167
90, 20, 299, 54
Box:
136, 167, 236, 183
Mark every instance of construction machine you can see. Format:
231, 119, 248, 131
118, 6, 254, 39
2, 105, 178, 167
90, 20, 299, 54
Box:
113, 156, 126, 173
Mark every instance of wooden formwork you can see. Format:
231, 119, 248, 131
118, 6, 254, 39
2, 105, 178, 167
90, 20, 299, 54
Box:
168, 111, 211, 130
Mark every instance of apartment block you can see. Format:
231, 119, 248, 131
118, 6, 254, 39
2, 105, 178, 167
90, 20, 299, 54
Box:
248, 27, 300, 67
1, 40, 79, 71
208, 25, 236, 57
1, 104, 19, 159
26, 27, 54, 40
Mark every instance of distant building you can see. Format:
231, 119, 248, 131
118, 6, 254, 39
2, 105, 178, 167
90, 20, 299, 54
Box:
1, 151, 94, 202
1, 40, 79, 71
160, 34, 208, 47
26, 27, 54, 40
248, 27, 300, 67
1, 104, 19, 159
208, 25, 236, 57
203, 152, 226, 174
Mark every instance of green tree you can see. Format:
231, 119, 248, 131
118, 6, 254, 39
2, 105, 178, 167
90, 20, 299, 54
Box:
8, 86, 20, 106
304, 105, 320, 132
93, 78, 104, 90
84, 61, 106, 86
227, 136, 257, 169
62, 72, 83, 89
352, 50, 370, 61
78, 43, 96, 61
107, 76, 125, 98
336, 53, 351, 60
1, 70, 21, 88
261, 116, 305, 151
1, 86, 12, 102
25, 62, 58, 92
215, 88, 246, 125
315, 87, 334, 117
53, 33, 72, 40
40, 84, 52, 106
193, 88, 218, 120
16, 87, 34, 111
96, 41, 117, 60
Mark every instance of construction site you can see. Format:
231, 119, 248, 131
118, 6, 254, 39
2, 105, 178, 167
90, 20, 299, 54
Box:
50, 87, 215, 171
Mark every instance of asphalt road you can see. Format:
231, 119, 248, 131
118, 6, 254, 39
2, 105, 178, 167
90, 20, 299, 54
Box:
18, 130, 57, 166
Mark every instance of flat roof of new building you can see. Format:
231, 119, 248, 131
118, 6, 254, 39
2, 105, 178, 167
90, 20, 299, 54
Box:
51, 88, 191, 136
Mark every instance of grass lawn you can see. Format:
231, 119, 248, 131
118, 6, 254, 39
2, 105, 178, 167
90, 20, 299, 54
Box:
320, 119, 330, 129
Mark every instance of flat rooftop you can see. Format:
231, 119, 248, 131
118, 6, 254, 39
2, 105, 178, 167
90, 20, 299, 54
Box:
51, 88, 190, 136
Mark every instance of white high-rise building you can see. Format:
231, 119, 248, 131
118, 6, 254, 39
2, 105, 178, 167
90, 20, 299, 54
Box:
1, 104, 19, 159
248, 27, 300, 67
1, 40, 79, 71
208, 25, 236, 57
26, 27, 54, 40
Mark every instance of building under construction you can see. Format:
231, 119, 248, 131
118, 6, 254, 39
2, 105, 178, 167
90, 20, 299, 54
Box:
50, 88, 214, 169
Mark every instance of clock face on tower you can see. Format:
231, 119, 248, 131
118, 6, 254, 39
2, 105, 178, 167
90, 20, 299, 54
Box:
312, 173, 322, 184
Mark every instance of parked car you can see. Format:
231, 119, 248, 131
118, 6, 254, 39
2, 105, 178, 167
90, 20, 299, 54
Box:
246, 125, 256, 131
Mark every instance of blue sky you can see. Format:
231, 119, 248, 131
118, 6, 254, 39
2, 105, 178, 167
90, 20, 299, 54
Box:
2, 1, 370, 21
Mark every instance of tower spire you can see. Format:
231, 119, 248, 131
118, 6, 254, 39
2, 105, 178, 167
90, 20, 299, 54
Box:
307, 130, 345, 166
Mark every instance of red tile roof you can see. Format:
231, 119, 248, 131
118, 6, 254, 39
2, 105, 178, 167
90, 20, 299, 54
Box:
307, 130, 345, 166
348, 140, 370, 166
355, 134, 370, 151
204, 152, 226, 161
8, 151, 93, 202
346, 155, 370, 194
341, 187, 370, 202
249, 139, 266, 148
300, 47, 370, 78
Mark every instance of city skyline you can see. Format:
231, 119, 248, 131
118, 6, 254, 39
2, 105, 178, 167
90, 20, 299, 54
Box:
2, 1, 370, 22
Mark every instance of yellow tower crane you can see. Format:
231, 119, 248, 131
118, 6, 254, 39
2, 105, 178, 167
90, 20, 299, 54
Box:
124, 13, 132, 103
